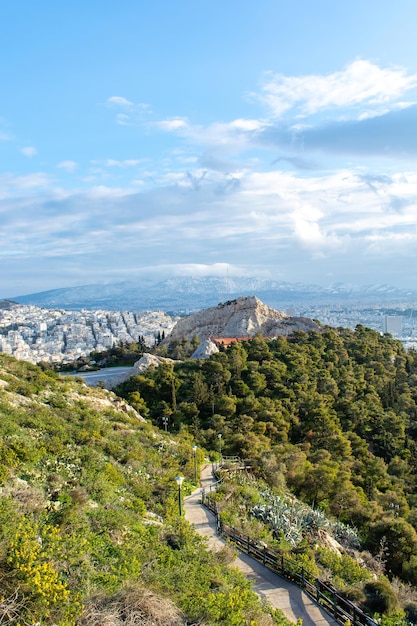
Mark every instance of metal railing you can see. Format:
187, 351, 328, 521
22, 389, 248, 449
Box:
202, 486, 377, 626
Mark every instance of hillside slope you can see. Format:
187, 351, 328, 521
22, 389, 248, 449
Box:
0, 354, 292, 626
114, 323, 417, 621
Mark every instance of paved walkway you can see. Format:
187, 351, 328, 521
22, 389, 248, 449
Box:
184, 465, 338, 626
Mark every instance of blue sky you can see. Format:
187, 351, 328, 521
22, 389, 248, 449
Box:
2, 0, 417, 297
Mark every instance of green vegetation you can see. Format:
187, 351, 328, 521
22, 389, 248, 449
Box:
51, 333, 201, 373
53, 339, 148, 372
0, 354, 292, 625
114, 326, 417, 621
5, 322, 417, 624
206, 470, 374, 602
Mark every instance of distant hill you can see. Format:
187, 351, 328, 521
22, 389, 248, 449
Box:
0, 299, 20, 310
167, 295, 321, 342
11, 276, 417, 312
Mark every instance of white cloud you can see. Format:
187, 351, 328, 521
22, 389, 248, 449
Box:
86, 185, 135, 199
145, 262, 251, 277
107, 96, 134, 107
107, 98, 152, 126
3, 163, 417, 292
151, 117, 269, 162
108, 61, 417, 168
294, 218, 324, 244
57, 160, 78, 172
5, 58, 417, 294
0, 172, 52, 197
0, 118, 13, 141
116, 113, 130, 125
258, 60, 417, 118
21, 146, 37, 157
105, 159, 141, 168
229, 118, 265, 131
153, 117, 188, 131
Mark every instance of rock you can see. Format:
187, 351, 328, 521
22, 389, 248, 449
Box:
103, 353, 177, 389
167, 296, 320, 343
190, 339, 219, 359
131, 353, 177, 374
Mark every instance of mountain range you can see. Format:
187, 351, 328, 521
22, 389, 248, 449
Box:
10, 276, 417, 313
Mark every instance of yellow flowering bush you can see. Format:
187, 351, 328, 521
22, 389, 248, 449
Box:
202, 588, 263, 625
7, 517, 82, 625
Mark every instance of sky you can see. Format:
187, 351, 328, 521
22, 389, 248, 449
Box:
2, 1, 417, 298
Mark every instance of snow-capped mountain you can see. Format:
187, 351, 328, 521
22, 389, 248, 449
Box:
11, 277, 417, 313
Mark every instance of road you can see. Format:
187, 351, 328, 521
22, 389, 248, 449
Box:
184, 464, 339, 626
60, 366, 133, 386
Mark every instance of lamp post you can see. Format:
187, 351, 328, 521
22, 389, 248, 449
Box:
175, 475, 184, 516
389, 502, 399, 517
162, 416, 168, 432
217, 433, 222, 462
192, 445, 197, 484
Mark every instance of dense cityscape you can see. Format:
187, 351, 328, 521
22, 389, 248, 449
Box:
296, 304, 417, 351
0, 304, 177, 364
1, 300, 417, 364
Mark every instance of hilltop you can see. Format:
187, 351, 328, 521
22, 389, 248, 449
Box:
167, 295, 321, 343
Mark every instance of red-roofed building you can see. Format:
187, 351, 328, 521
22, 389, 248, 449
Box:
211, 337, 252, 347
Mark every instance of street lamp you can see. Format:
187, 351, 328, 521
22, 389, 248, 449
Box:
217, 433, 222, 462
175, 475, 184, 516
389, 502, 400, 517
162, 416, 168, 432
192, 445, 197, 484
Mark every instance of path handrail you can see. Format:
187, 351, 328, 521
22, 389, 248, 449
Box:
201, 492, 378, 626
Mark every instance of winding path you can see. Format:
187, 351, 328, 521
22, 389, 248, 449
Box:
184, 464, 338, 626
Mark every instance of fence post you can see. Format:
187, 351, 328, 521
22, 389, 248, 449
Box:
199, 469, 374, 626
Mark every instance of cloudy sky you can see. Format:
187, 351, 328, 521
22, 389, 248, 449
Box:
2, 1, 417, 297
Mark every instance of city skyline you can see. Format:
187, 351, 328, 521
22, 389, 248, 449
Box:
2, 2, 417, 297
2, 300, 415, 366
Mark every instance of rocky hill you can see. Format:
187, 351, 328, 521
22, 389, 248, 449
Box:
167, 295, 321, 343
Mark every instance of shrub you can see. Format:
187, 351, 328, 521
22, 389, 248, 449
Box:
5, 517, 83, 624
404, 602, 417, 625
316, 547, 372, 586
363, 579, 399, 616
78, 585, 185, 625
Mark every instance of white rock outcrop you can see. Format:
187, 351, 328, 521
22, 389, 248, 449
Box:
131, 353, 177, 373
103, 353, 177, 389
167, 296, 320, 343
190, 339, 219, 360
